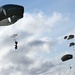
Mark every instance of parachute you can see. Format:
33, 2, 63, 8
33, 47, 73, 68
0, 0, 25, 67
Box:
0, 4, 24, 26
64, 34, 75, 50
61, 54, 73, 69
11, 34, 18, 38
69, 42, 75, 47
61, 54, 73, 62
64, 36, 68, 39
64, 35, 74, 40
67, 35, 74, 40
11, 34, 18, 49
63, 35, 75, 69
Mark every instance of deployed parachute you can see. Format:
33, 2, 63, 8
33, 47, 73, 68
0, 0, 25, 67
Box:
11, 34, 18, 49
11, 34, 18, 38
64, 35, 75, 50
63, 35, 74, 69
61, 54, 73, 62
64, 36, 68, 39
64, 35, 74, 40
69, 42, 75, 47
67, 35, 74, 40
61, 54, 73, 69
0, 4, 24, 26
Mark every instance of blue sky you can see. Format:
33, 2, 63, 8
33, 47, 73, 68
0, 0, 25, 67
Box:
0, 0, 75, 75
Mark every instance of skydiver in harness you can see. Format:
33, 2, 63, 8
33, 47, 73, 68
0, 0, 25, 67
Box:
11, 34, 18, 49
15, 41, 18, 49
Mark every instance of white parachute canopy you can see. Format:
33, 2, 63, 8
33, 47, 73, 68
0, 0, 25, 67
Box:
11, 34, 18, 38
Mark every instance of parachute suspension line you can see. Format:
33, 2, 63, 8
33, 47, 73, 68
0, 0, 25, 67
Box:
72, 44, 75, 51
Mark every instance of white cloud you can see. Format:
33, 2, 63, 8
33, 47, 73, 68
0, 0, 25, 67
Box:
0, 11, 73, 75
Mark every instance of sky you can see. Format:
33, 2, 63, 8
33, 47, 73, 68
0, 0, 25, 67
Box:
0, 0, 75, 75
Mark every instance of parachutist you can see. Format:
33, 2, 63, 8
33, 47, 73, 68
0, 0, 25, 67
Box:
15, 41, 18, 45
11, 34, 18, 50
15, 41, 18, 49
15, 45, 18, 49
70, 66, 72, 69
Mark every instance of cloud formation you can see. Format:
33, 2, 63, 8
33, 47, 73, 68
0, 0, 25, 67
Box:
0, 11, 74, 75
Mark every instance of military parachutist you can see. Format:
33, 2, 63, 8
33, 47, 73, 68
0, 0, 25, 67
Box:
15, 41, 18, 49
70, 66, 72, 69
11, 34, 18, 50
15, 41, 18, 45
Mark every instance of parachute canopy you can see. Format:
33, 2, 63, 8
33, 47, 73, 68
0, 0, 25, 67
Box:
0, 4, 24, 26
61, 54, 73, 62
69, 42, 75, 47
67, 35, 74, 40
64, 35, 74, 40
11, 34, 18, 38
64, 36, 68, 39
